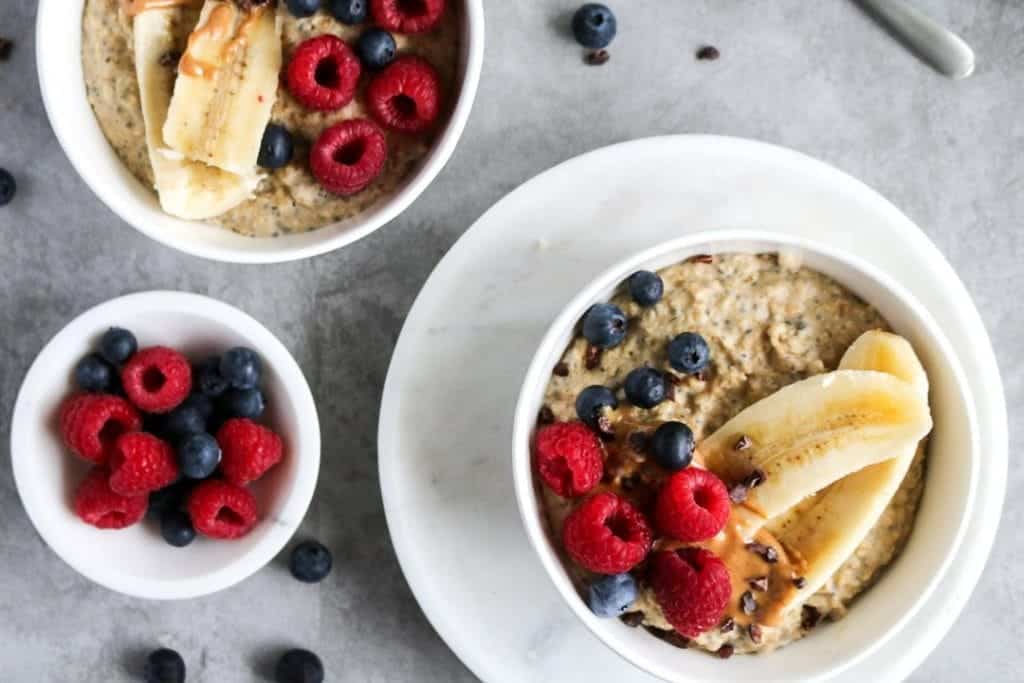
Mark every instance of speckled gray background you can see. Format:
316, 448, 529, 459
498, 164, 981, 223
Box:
0, 0, 1020, 681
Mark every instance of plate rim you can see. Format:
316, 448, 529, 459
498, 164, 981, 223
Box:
378, 134, 1008, 682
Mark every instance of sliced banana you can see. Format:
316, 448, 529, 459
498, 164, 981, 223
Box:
838, 330, 929, 398
162, 0, 282, 175
134, 8, 258, 220
700, 368, 932, 537
762, 331, 929, 614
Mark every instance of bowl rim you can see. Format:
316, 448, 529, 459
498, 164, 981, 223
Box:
9, 290, 321, 600
35, 0, 485, 264
511, 229, 979, 682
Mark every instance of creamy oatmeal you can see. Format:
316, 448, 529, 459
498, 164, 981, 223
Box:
538, 253, 927, 655
81, 0, 460, 237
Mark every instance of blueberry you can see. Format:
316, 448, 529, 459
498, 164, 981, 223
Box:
178, 433, 222, 479
581, 303, 627, 348
219, 347, 261, 390
667, 332, 710, 374
357, 28, 396, 70
290, 540, 333, 583
160, 509, 196, 548
575, 385, 617, 428
285, 0, 320, 17
195, 356, 230, 398
144, 648, 185, 683
587, 573, 638, 617
74, 353, 115, 392
627, 270, 664, 307
148, 479, 193, 517
220, 388, 265, 419
99, 327, 137, 364
330, 0, 366, 24
623, 367, 666, 409
164, 394, 213, 437
649, 421, 695, 471
275, 649, 324, 683
572, 3, 617, 49
0, 168, 15, 207
258, 124, 295, 169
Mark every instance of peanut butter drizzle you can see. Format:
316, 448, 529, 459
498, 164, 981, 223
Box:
178, 3, 236, 79
177, 2, 267, 79
121, 0, 202, 18
602, 409, 807, 630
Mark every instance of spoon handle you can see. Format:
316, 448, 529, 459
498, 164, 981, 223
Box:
859, 0, 975, 79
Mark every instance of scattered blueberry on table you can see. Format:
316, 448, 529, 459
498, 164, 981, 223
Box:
144, 648, 185, 683
290, 540, 334, 583
572, 3, 617, 49
0, 168, 15, 207
276, 648, 325, 683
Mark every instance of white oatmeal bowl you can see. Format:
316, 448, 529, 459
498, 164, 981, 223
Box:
512, 231, 979, 682
10, 291, 320, 599
35, 0, 484, 263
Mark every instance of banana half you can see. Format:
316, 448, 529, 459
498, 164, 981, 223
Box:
134, 8, 260, 220
763, 331, 930, 615
163, 0, 282, 175
698, 330, 932, 621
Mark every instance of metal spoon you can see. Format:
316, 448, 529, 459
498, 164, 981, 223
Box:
858, 0, 976, 79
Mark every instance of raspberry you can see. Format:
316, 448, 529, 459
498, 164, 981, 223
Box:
121, 346, 192, 414
73, 466, 147, 529
562, 492, 652, 574
366, 56, 441, 133
187, 479, 258, 540
216, 418, 284, 486
108, 432, 179, 496
370, 0, 446, 33
286, 35, 361, 111
309, 119, 387, 196
655, 468, 730, 542
650, 548, 732, 638
59, 393, 142, 464
534, 421, 603, 497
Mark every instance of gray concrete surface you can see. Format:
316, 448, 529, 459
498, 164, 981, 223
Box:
1, 0, 1020, 680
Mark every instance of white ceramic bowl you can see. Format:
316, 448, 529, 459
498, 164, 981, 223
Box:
10, 291, 320, 599
512, 231, 979, 683
36, 0, 484, 264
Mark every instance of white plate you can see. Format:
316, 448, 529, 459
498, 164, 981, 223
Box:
378, 136, 1007, 682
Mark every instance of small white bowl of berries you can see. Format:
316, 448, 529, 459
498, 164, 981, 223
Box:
10, 291, 320, 600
